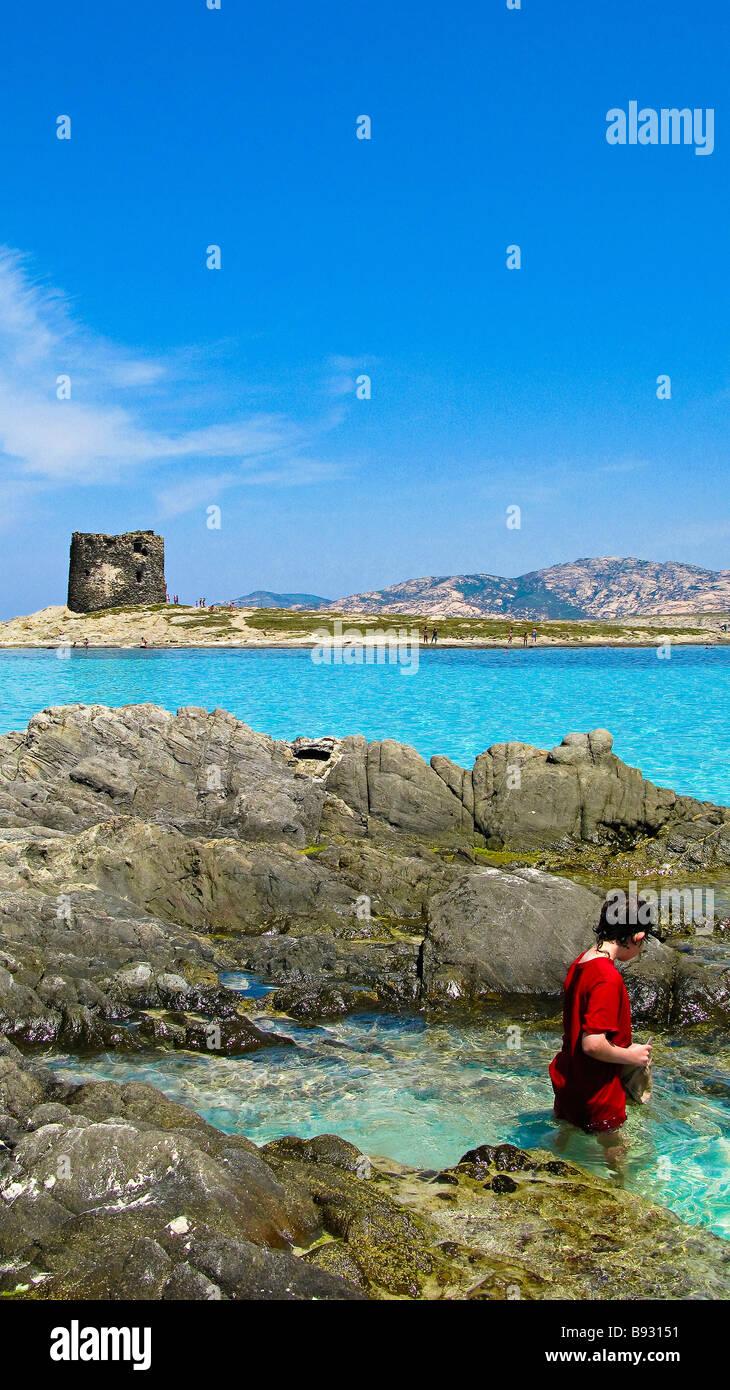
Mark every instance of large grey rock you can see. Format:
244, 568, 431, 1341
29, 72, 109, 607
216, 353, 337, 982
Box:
59, 817, 354, 933
422, 869, 724, 1023
327, 736, 472, 835
432, 730, 679, 850
10, 1119, 293, 1244
422, 867, 604, 1000
326, 724, 730, 864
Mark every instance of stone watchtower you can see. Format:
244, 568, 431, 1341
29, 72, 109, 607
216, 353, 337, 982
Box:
67, 531, 166, 613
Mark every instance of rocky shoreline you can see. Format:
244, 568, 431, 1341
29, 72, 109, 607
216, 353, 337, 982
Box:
0, 703, 728, 1298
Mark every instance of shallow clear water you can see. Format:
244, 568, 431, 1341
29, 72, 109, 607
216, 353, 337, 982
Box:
1, 643, 730, 803
48, 990, 730, 1239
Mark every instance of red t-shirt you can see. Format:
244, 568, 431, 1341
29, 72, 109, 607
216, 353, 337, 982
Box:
549, 954, 632, 1133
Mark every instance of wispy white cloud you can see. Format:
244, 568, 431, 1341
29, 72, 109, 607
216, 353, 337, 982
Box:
0, 248, 345, 504
156, 471, 238, 517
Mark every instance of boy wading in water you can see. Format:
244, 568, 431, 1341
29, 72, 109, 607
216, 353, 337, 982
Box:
549, 898, 652, 1164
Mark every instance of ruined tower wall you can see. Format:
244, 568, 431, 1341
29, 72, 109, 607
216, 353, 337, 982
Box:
67, 531, 166, 613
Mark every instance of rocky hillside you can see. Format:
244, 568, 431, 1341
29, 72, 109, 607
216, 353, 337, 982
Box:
335, 557, 730, 619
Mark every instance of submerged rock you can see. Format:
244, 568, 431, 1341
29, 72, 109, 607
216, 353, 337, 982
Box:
264, 982, 377, 1022
137, 1010, 295, 1054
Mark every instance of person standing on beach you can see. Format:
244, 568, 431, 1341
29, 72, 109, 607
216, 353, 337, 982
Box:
508, 626, 513, 645
532, 627, 537, 644
431, 627, 438, 644
549, 897, 652, 1164
423, 626, 428, 643
522, 630, 528, 647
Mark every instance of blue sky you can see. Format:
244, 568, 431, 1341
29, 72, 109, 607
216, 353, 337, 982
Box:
0, 0, 728, 617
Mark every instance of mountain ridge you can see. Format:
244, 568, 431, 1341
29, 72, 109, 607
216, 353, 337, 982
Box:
331, 557, 730, 620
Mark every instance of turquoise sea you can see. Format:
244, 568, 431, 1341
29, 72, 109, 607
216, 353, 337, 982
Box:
0, 643, 729, 802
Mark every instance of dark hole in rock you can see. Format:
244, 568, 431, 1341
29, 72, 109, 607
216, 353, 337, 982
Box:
291, 736, 338, 761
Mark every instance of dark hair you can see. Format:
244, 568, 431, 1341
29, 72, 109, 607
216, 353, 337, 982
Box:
595, 891, 657, 947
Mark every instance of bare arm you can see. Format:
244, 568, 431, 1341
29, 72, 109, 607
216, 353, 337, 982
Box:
582, 1033, 652, 1066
